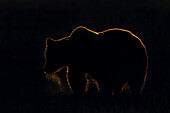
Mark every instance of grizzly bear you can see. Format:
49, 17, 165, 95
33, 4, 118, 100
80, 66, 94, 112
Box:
44, 26, 148, 96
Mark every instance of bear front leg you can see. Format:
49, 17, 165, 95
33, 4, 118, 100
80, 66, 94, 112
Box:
68, 67, 86, 95
84, 72, 100, 94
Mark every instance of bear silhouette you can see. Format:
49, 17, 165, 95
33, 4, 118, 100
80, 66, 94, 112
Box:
43, 26, 148, 95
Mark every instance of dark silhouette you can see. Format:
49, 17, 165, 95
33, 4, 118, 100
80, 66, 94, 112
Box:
44, 26, 148, 96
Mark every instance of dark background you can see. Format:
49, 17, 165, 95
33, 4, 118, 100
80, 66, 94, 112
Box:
1, 0, 169, 112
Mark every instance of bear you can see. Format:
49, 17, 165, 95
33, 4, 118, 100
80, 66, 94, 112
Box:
43, 26, 148, 96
